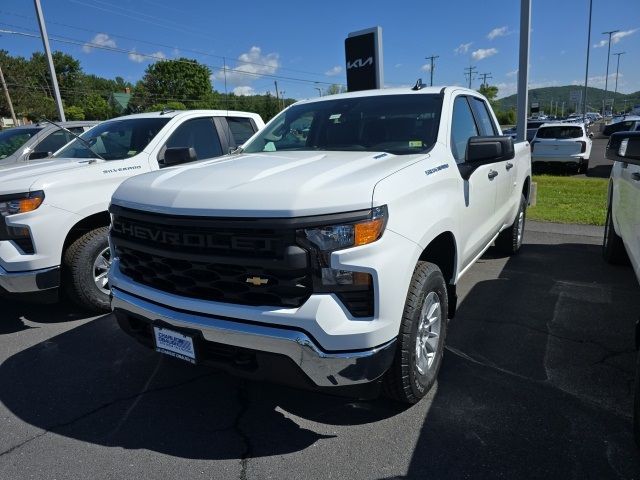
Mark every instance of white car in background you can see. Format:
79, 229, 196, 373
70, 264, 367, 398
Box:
531, 122, 593, 173
601, 131, 640, 447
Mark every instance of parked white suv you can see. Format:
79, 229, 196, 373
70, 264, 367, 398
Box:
109, 87, 532, 403
0, 110, 264, 310
531, 122, 593, 173
601, 131, 640, 445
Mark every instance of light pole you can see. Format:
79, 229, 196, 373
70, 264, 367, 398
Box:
425, 55, 439, 86
314, 87, 322, 97
612, 51, 625, 113
601, 29, 619, 115
34, 0, 65, 121
582, 0, 593, 121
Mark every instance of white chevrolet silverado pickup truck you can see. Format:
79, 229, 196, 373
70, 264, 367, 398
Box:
109, 86, 532, 403
0, 110, 264, 311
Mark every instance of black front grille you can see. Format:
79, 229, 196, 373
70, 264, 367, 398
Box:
111, 207, 313, 308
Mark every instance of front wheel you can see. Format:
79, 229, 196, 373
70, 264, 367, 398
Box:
63, 226, 112, 312
383, 262, 448, 404
495, 194, 527, 255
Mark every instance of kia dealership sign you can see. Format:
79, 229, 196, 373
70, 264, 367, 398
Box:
345, 27, 383, 92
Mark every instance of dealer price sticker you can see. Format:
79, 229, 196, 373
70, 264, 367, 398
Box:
153, 326, 196, 364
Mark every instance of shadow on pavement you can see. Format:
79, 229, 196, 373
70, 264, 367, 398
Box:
0, 312, 403, 461
392, 242, 640, 479
587, 164, 613, 178
0, 297, 90, 334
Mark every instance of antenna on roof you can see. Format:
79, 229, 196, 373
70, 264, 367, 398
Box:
412, 78, 426, 91
159, 106, 174, 115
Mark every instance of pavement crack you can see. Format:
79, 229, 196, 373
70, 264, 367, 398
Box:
234, 382, 253, 480
465, 316, 628, 355
0, 371, 217, 458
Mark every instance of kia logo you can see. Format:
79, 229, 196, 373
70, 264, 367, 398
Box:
347, 57, 373, 69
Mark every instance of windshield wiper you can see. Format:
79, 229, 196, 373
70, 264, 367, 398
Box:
40, 118, 106, 161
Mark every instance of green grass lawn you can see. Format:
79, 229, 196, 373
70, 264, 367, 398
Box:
528, 175, 608, 226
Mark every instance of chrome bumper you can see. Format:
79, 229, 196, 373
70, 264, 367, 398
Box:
111, 287, 397, 388
0, 264, 60, 293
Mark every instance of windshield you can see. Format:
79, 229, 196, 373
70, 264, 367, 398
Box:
536, 126, 583, 139
243, 94, 442, 155
54, 118, 170, 160
0, 128, 42, 159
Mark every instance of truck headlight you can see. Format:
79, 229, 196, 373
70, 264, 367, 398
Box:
298, 206, 387, 318
0, 191, 45, 216
303, 205, 387, 251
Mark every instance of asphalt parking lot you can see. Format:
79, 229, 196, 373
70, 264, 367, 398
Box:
1, 222, 639, 480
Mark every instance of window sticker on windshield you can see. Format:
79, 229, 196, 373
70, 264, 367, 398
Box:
329, 113, 341, 121
127, 150, 137, 156
409, 140, 423, 148
263, 141, 276, 152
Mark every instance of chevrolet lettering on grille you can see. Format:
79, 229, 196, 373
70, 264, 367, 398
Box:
246, 276, 269, 286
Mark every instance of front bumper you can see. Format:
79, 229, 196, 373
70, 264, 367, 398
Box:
532, 155, 586, 165
111, 286, 397, 388
0, 264, 60, 293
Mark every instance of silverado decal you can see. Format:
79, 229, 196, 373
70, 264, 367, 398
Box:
425, 164, 449, 176
102, 165, 142, 174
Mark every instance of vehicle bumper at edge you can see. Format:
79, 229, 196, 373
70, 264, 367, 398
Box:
0, 264, 60, 293
111, 286, 397, 389
532, 155, 586, 165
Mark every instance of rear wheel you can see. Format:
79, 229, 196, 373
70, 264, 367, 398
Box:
495, 194, 527, 255
602, 202, 629, 265
383, 262, 448, 404
579, 159, 589, 175
63, 227, 112, 312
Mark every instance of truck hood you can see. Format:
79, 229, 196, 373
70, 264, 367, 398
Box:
113, 150, 425, 217
0, 158, 97, 193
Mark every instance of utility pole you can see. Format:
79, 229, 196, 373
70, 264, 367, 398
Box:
0, 64, 17, 125
601, 29, 619, 116
280, 91, 286, 110
425, 55, 439, 86
479, 72, 492, 87
516, 0, 531, 142
34, 0, 65, 121
274, 80, 280, 111
612, 51, 625, 113
464, 65, 477, 89
582, 0, 593, 121
561, 101, 565, 117
314, 87, 322, 97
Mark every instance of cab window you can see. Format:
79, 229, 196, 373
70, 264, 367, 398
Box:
160, 117, 223, 167
450, 96, 479, 163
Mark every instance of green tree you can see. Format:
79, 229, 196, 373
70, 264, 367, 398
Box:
324, 84, 347, 96
65, 105, 85, 120
146, 101, 187, 112
81, 93, 111, 119
478, 84, 499, 102
130, 58, 212, 111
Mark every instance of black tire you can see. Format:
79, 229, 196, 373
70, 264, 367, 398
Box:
602, 202, 629, 265
580, 159, 589, 175
63, 226, 111, 312
383, 262, 448, 404
634, 350, 640, 448
495, 194, 527, 255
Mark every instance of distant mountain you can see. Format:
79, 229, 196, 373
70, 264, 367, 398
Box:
495, 86, 640, 114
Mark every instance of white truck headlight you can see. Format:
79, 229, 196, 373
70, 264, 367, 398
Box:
0, 191, 45, 216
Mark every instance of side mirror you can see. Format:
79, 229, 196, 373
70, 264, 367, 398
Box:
466, 136, 515, 163
163, 147, 197, 166
27, 151, 51, 160
606, 132, 640, 166
588, 132, 594, 138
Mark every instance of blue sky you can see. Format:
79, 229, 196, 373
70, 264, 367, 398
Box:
1, 0, 638, 99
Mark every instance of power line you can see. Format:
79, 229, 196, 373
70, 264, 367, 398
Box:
0, 27, 342, 88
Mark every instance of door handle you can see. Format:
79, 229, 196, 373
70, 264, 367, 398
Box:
506, 162, 514, 171
632, 172, 640, 181
488, 170, 498, 180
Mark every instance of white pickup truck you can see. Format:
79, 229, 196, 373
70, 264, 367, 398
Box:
109, 87, 532, 403
0, 110, 264, 311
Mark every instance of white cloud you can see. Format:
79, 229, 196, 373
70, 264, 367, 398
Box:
82, 33, 116, 53
495, 82, 517, 98
233, 86, 256, 96
573, 73, 623, 87
213, 46, 280, 85
454, 42, 473, 54
506, 69, 518, 77
128, 49, 165, 63
394, 63, 403, 68
594, 28, 638, 47
471, 48, 498, 61
325, 65, 343, 76
487, 26, 509, 40
420, 63, 432, 72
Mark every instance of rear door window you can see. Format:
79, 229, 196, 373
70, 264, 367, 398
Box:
469, 97, 497, 135
226, 117, 257, 145
536, 126, 583, 139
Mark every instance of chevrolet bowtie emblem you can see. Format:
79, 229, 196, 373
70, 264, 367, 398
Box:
246, 276, 269, 286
